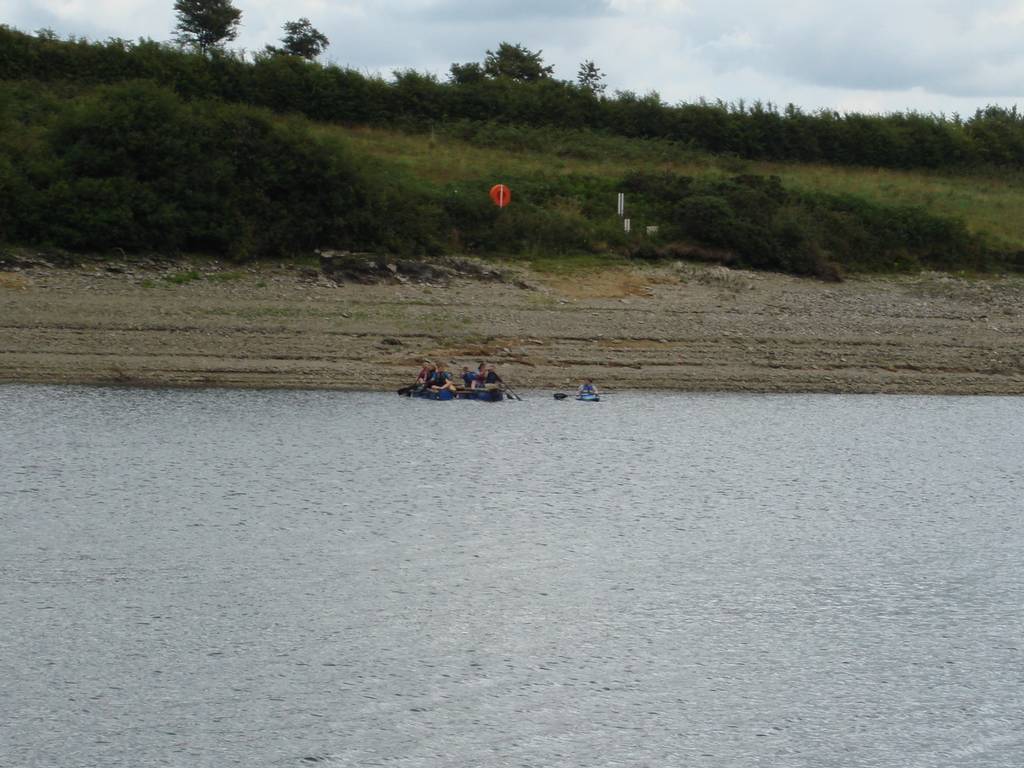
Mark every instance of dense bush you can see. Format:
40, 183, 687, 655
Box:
620, 172, 992, 277
2, 26, 1023, 172
437, 174, 623, 256
0, 81, 447, 257
0, 81, 625, 259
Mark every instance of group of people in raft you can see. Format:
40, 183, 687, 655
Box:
414, 361, 506, 395
413, 360, 599, 397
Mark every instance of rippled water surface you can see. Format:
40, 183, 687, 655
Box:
2, 385, 1023, 767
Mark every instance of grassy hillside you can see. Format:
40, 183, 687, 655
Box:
335, 123, 1024, 251
1, 78, 1020, 278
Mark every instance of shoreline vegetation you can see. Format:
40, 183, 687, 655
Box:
1, 26, 1022, 394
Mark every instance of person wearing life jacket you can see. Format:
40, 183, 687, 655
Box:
430, 363, 457, 393
416, 361, 434, 385
577, 378, 598, 396
473, 362, 486, 389
483, 364, 503, 389
460, 366, 477, 389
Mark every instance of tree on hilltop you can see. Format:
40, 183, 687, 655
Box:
448, 61, 486, 84
577, 60, 606, 95
173, 0, 242, 53
483, 42, 554, 82
279, 18, 329, 60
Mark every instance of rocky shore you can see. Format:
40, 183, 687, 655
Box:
2, 253, 1023, 394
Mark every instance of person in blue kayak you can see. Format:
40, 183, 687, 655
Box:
460, 366, 477, 389
577, 378, 599, 396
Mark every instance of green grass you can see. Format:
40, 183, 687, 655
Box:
206, 270, 245, 283
161, 268, 246, 285
163, 270, 202, 285
327, 124, 721, 185
324, 124, 1024, 251
237, 307, 303, 319
763, 163, 1024, 250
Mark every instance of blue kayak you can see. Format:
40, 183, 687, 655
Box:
576, 393, 600, 402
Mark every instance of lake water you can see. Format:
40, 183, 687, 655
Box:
2, 385, 1023, 767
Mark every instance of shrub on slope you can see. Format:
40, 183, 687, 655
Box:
0, 81, 441, 257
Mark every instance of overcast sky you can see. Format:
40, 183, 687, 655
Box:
4, 0, 1023, 115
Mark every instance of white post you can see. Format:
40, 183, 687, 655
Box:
617, 193, 625, 217
624, 218, 631, 233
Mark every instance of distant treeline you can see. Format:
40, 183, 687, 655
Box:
2, 26, 1023, 171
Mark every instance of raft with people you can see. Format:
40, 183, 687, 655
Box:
407, 387, 507, 402
398, 360, 518, 402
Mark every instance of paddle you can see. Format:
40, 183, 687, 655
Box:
396, 383, 420, 396
502, 384, 523, 401
553, 393, 568, 400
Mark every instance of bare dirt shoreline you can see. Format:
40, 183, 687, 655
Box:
2, 258, 1023, 395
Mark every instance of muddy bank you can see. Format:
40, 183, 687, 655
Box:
1, 257, 1023, 394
